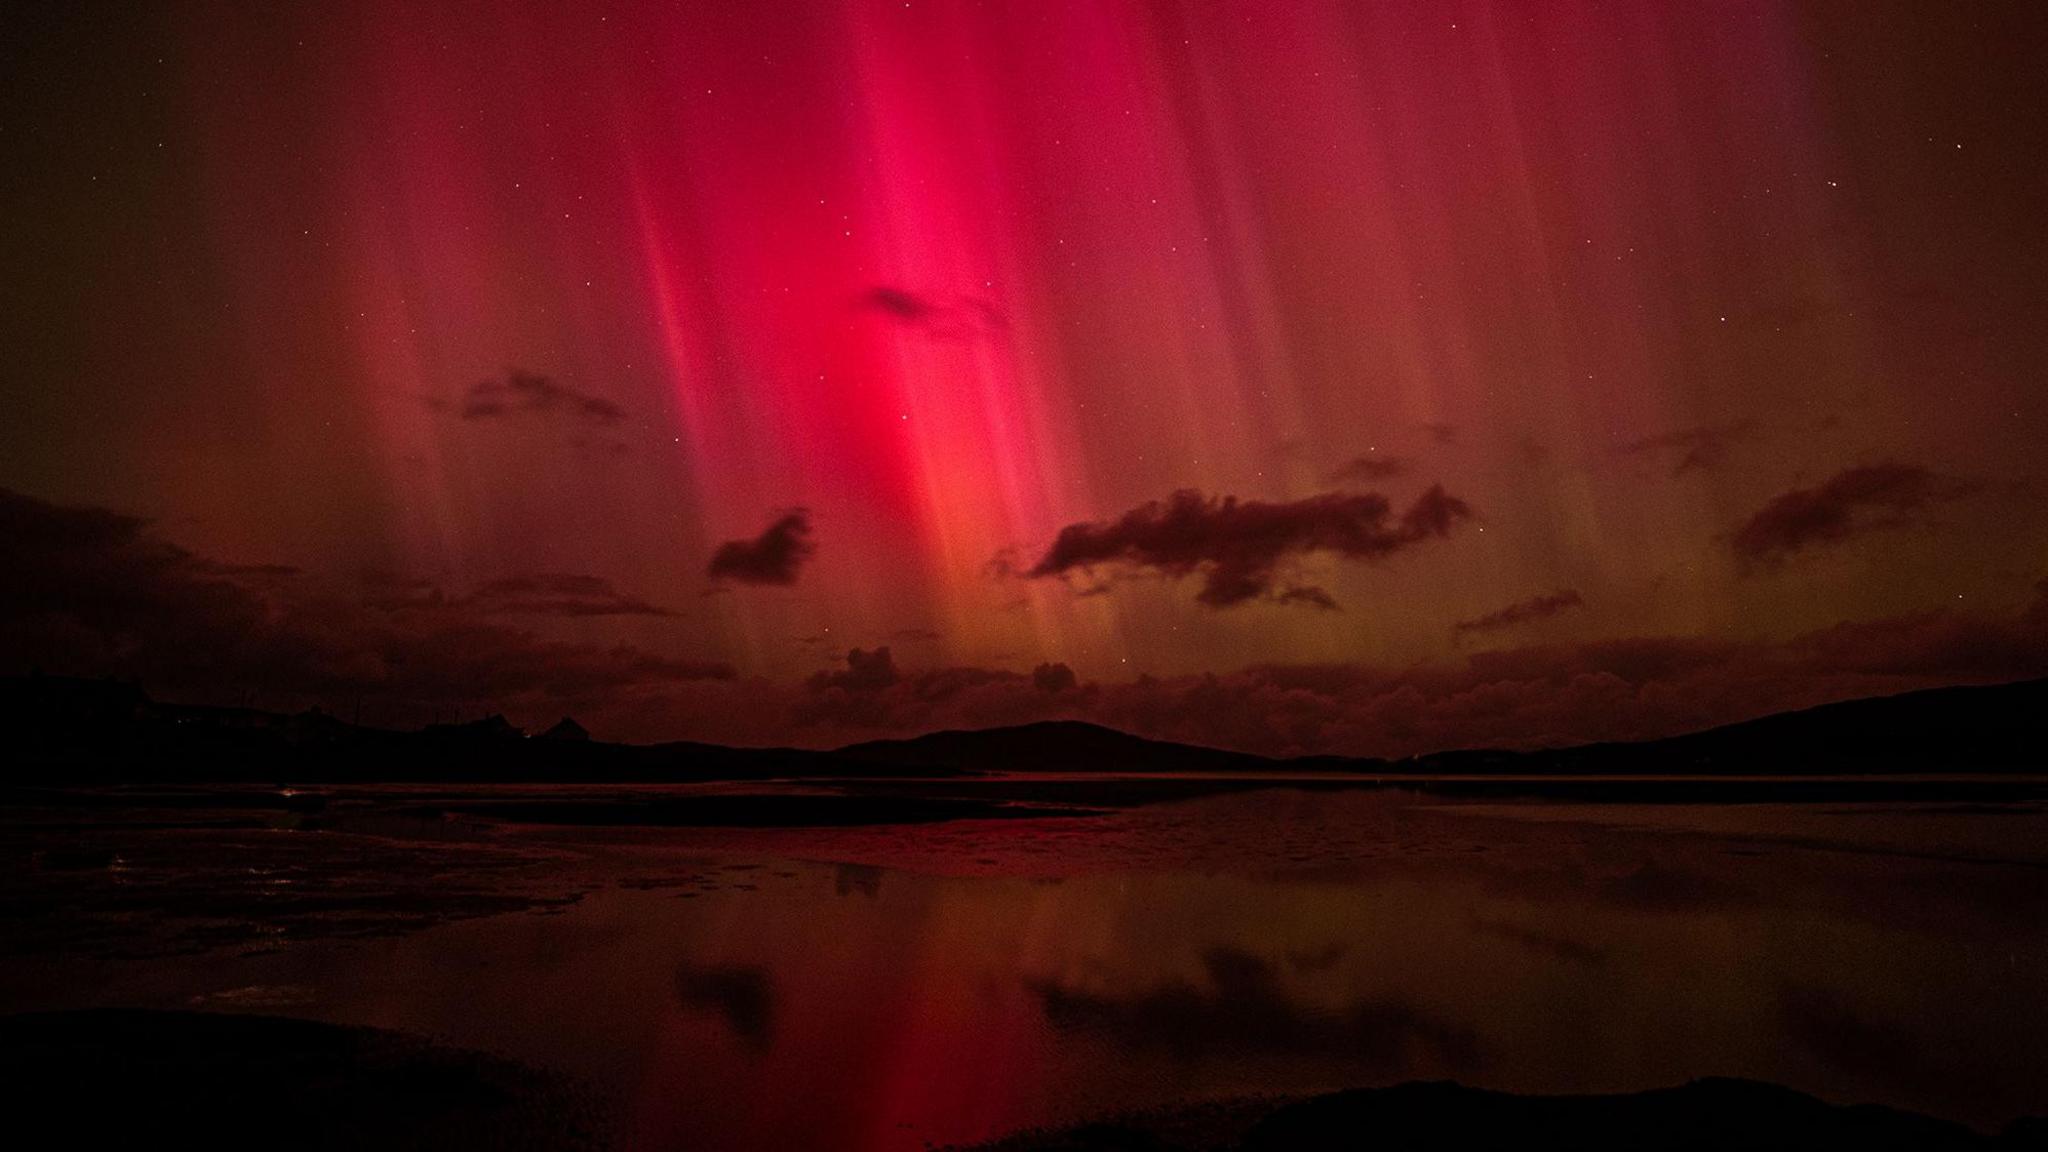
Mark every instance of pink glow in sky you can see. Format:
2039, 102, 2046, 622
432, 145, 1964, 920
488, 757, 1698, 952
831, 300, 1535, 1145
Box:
5, 1, 2046, 750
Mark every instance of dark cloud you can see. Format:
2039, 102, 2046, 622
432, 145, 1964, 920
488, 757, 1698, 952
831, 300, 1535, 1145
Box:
552, 576, 2048, 752
1471, 919, 1610, 967
1777, 984, 1976, 1101
1616, 420, 1758, 476
1420, 422, 1459, 445
674, 962, 774, 1050
984, 547, 1023, 581
807, 646, 900, 693
1454, 589, 1584, 636
1325, 454, 1414, 484
1031, 947, 1480, 1071
750, 577, 2048, 757
202, 561, 303, 581
962, 297, 1011, 333
357, 571, 447, 613
11, 485, 2046, 760
460, 574, 674, 617
1731, 463, 1971, 567
1782, 593, 2048, 679
1026, 486, 1474, 609
0, 487, 731, 722
439, 369, 626, 425
794, 647, 1063, 732
1032, 662, 1078, 694
708, 511, 815, 586
1274, 585, 1342, 612
858, 285, 1007, 340
861, 286, 941, 323
360, 571, 673, 617
1596, 860, 1756, 914
1285, 943, 1349, 974
835, 864, 883, 898
1111, 587, 2048, 757
0, 487, 253, 663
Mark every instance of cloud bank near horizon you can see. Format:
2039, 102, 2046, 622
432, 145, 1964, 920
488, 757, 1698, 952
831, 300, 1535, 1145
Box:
5, 486, 2045, 756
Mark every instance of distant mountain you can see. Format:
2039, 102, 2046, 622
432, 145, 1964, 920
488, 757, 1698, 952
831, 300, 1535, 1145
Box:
4, 673, 2042, 782
835, 679, 2048, 777
0, 673, 921, 784
1481, 676, 2048, 776
837, 720, 1286, 775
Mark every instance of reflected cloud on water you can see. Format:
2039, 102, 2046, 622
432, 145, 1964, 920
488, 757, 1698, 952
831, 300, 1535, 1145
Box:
674, 961, 776, 1051
5, 786, 2046, 1148
1031, 946, 1482, 1075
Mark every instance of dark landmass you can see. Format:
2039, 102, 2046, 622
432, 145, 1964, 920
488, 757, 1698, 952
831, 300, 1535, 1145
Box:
3, 672, 2044, 784
0, 1009, 604, 1150
0, 672, 943, 784
868, 774, 2048, 806
848, 678, 2048, 778
838, 720, 1277, 775
963, 1079, 2045, 1151
1419, 677, 2048, 777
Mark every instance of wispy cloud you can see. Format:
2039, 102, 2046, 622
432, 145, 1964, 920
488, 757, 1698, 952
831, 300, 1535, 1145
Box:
857, 285, 1008, 340
1731, 463, 1973, 568
433, 369, 626, 426
1617, 420, 1758, 477
1325, 454, 1414, 485
1455, 589, 1584, 635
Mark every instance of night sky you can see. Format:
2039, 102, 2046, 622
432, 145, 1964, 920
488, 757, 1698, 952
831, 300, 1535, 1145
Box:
5, 0, 2047, 753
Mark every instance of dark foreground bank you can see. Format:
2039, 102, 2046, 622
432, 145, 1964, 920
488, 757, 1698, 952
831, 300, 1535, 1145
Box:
962, 1079, 2048, 1152
0, 1010, 605, 1150
2, 1010, 2041, 1151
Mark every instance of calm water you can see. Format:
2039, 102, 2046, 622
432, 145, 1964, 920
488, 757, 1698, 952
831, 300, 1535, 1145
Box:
4, 782, 2045, 1147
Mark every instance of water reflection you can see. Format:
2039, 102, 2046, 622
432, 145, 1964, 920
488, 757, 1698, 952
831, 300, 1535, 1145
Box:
674, 962, 775, 1051
834, 863, 884, 899
3, 787, 2044, 1148
1470, 917, 1611, 967
1032, 946, 1483, 1073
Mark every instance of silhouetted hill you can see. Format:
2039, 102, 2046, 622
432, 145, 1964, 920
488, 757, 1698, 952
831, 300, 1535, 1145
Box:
1420, 677, 2048, 776
837, 720, 1287, 775
3, 673, 2042, 783
838, 679, 2048, 777
0, 673, 932, 784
